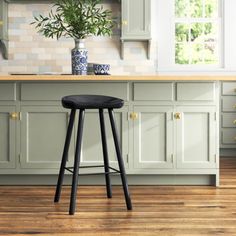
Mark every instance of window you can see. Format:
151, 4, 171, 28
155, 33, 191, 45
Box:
175, 0, 220, 66
156, 0, 229, 72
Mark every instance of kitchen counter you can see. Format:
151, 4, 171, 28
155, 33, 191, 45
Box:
0, 75, 236, 81
0, 78, 220, 186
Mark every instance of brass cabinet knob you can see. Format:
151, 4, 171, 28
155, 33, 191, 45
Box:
233, 120, 236, 125
122, 20, 128, 25
0, 21, 3, 26
130, 112, 138, 120
10, 112, 18, 120
174, 112, 181, 120
233, 105, 236, 109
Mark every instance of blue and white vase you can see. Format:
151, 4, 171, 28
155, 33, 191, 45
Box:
71, 39, 88, 75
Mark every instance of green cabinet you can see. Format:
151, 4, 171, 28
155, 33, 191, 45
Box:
0, 0, 8, 59
176, 106, 217, 169
77, 107, 129, 169
121, 0, 151, 40
20, 106, 129, 171
121, 0, 151, 59
0, 106, 16, 168
220, 82, 236, 150
0, 0, 8, 40
132, 105, 217, 170
0, 81, 219, 185
133, 106, 174, 169
20, 106, 75, 169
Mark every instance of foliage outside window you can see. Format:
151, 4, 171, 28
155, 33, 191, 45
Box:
175, 0, 220, 65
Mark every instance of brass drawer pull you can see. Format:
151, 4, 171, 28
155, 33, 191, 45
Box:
233, 120, 236, 125
122, 20, 128, 25
10, 112, 19, 120
130, 112, 138, 120
0, 21, 3, 26
233, 105, 236, 109
174, 112, 181, 120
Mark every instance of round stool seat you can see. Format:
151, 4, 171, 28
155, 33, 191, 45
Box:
62, 95, 124, 109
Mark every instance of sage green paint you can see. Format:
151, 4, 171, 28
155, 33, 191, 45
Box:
221, 129, 236, 145
220, 82, 236, 150
121, 0, 151, 40
73, 107, 129, 173
133, 82, 174, 101
222, 82, 236, 95
222, 96, 236, 112
221, 113, 236, 128
0, 0, 8, 40
0, 81, 220, 186
0, 106, 16, 168
0, 83, 16, 101
133, 106, 174, 169
177, 82, 215, 101
21, 82, 129, 101
20, 106, 75, 169
176, 106, 217, 169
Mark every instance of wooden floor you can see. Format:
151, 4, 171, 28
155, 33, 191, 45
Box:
1, 158, 236, 236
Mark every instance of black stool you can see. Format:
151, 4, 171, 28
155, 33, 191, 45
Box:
54, 95, 132, 215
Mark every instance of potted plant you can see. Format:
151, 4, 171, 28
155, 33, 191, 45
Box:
32, 0, 114, 75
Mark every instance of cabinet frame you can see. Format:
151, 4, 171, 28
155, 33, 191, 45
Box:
0, 105, 16, 168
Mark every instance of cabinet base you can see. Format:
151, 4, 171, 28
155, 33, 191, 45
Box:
0, 174, 219, 186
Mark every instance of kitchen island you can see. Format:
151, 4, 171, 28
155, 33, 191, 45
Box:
0, 75, 231, 186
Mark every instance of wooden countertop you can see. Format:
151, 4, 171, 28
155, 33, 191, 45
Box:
0, 75, 236, 81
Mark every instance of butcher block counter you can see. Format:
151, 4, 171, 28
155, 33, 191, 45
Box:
0, 74, 236, 81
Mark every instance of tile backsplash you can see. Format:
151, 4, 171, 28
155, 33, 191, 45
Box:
0, 2, 157, 75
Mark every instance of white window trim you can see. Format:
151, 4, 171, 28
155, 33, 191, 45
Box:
156, 0, 236, 75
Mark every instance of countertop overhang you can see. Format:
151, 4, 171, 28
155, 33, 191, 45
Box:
0, 75, 236, 81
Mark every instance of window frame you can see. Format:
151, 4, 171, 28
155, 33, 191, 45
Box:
156, 0, 224, 73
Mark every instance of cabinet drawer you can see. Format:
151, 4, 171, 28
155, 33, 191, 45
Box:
0, 83, 16, 101
222, 97, 236, 112
221, 129, 236, 144
21, 82, 129, 101
222, 82, 236, 95
222, 113, 236, 128
177, 82, 215, 101
133, 82, 174, 101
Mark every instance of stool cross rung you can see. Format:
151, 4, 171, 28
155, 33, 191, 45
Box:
64, 166, 120, 176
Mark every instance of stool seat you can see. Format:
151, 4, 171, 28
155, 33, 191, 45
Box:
62, 95, 124, 109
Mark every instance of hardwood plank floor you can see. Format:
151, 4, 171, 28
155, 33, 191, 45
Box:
1, 158, 236, 236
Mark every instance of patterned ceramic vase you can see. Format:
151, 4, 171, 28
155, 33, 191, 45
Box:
71, 39, 88, 75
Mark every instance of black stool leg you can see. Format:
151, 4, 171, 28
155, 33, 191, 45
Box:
54, 109, 76, 203
99, 109, 112, 198
108, 109, 132, 210
69, 109, 85, 215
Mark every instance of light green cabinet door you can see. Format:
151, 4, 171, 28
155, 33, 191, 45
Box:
20, 106, 74, 169
121, 0, 151, 40
0, 106, 16, 168
133, 106, 174, 169
0, 0, 8, 40
176, 106, 217, 169
78, 107, 129, 170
